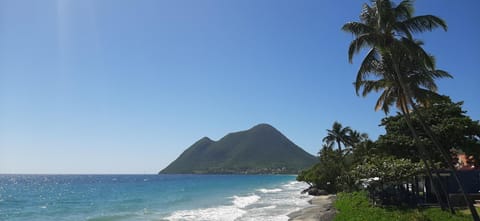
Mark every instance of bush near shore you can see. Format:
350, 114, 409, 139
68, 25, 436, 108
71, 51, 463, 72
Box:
334, 192, 471, 221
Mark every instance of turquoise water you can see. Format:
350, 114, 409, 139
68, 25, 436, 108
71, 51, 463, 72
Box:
0, 175, 311, 221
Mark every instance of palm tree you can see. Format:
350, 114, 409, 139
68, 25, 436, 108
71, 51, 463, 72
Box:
348, 130, 369, 146
343, 0, 479, 219
323, 121, 352, 153
356, 42, 454, 211
356, 41, 452, 114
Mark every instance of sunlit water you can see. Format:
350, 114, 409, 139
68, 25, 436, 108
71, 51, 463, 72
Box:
0, 174, 312, 221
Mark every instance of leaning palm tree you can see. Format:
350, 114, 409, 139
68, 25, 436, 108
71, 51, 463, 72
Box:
323, 122, 352, 153
343, 0, 479, 219
357, 41, 454, 211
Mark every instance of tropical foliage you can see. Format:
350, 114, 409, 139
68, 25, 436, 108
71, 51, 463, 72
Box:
377, 96, 480, 166
298, 144, 344, 193
350, 155, 423, 188
340, 0, 479, 219
298, 122, 375, 193
298, 0, 478, 219
298, 98, 480, 205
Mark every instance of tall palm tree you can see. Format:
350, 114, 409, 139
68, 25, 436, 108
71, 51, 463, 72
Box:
343, 0, 479, 219
356, 42, 454, 211
323, 122, 352, 153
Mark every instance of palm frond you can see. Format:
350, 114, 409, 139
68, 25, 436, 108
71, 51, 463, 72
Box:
394, 0, 414, 20
355, 48, 381, 94
402, 15, 447, 33
383, 89, 398, 114
396, 94, 410, 113
342, 22, 374, 36
376, 0, 395, 31
412, 88, 442, 107
399, 37, 435, 69
348, 36, 367, 62
360, 79, 387, 97
360, 3, 375, 23
394, 22, 413, 39
432, 70, 453, 79
375, 89, 390, 113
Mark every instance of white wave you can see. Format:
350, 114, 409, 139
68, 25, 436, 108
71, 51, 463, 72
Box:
165, 194, 260, 221
282, 181, 310, 190
240, 215, 290, 221
165, 180, 313, 221
283, 181, 301, 187
257, 188, 282, 193
232, 194, 260, 208
165, 206, 245, 221
260, 205, 276, 209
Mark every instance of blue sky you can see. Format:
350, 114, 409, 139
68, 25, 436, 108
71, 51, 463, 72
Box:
1, 0, 479, 174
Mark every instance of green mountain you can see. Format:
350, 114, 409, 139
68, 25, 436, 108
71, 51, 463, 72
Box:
159, 124, 317, 174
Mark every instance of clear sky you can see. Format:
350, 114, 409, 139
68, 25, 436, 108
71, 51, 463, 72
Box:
1, 0, 479, 174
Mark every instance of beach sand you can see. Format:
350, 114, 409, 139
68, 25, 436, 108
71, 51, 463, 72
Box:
288, 195, 336, 221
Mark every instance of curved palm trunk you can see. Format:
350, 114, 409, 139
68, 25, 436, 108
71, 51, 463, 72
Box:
409, 101, 477, 217
425, 147, 455, 213
392, 59, 479, 219
426, 145, 455, 214
406, 104, 456, 212
400, 104, 447, 210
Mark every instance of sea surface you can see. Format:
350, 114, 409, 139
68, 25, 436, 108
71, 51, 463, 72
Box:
0, 174, 312, 221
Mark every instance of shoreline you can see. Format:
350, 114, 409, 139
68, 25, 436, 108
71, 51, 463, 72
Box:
288, 194, 337, 221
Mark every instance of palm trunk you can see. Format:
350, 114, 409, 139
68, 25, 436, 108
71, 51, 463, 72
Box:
409, 101, 476, 217
389, 56, 447, 209
400, 104, 447, 210
410, 103, 455, 213
392, 55, 478, 219
429, 156, 456, 214
408, 106, 455, 212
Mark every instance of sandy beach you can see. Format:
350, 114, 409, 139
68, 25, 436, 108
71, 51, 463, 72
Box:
288, 195, 336, 221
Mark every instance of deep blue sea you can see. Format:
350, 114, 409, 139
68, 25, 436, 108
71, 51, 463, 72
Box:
0, 174, 312, 221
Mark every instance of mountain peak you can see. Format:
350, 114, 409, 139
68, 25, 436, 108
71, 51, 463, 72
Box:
199, 136, 213, 142
251, 123, 275, 130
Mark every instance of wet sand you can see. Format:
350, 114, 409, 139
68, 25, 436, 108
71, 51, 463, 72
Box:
288, 195, 336, 221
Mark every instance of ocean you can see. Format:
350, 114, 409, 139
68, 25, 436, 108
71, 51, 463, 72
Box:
0, 174, 312, 221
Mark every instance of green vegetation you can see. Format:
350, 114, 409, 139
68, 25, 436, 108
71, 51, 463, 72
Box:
314, 0, 480, 219
297, 97, 480, 202
160, 123, 317, 174
377, 96, 480, 166
298, 1, 480, 215
334, 192, 471, 221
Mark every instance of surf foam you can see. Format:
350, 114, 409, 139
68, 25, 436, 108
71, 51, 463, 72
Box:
232, 194, 260, 208
164, 179, 313, 221
165, 205, 246, 221
257, 188, 282, 193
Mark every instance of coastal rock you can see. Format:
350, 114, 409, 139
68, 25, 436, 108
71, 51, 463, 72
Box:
302, 187, 328, 196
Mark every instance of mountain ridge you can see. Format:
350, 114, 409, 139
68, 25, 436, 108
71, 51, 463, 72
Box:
159, 124, 317, 174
